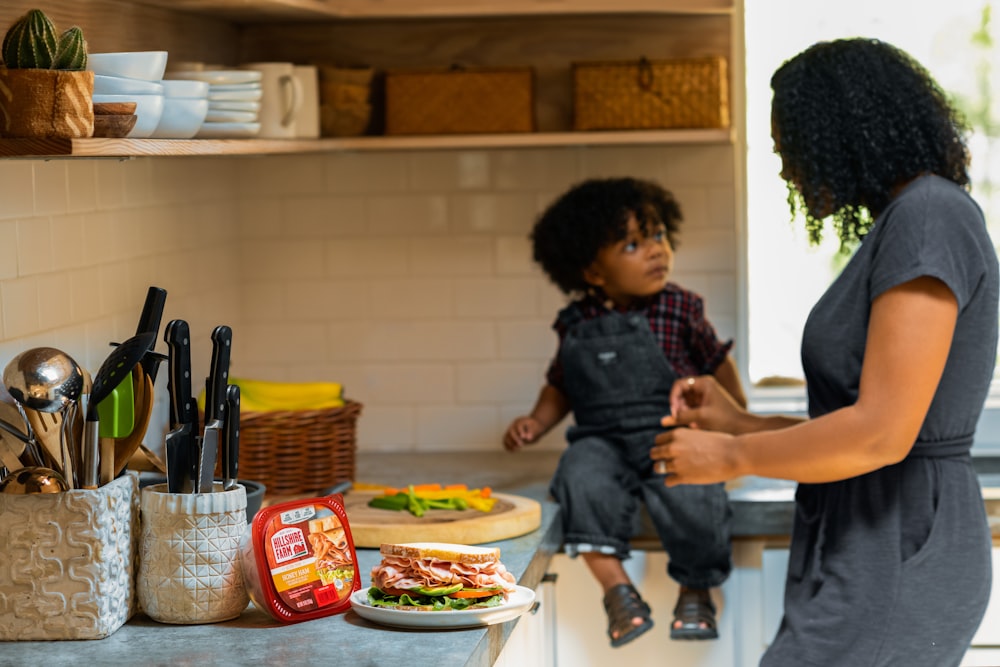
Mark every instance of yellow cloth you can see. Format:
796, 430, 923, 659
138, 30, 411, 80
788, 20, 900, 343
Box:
197, 377, 344, 413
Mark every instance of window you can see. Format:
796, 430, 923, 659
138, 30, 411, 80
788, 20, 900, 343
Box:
745, 0, 1000, 386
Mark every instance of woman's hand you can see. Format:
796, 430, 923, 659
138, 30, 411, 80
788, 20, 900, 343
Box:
651, 427, 740, 486
665, 375, 748, 434
503, 416, 546, 452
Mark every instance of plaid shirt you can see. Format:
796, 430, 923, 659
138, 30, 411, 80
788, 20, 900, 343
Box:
545, 283, 733, 392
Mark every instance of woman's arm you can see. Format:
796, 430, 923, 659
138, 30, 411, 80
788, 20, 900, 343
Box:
654, 276, 958, 484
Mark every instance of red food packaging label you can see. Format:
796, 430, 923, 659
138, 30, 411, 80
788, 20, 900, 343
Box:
241, 494, 361, 623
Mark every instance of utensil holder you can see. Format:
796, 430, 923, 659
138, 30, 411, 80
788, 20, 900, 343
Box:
0, 472, 139, 640
137, 483, 249, 624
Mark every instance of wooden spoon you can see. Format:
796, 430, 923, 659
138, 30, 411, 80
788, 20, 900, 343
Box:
113, 366, 154, 477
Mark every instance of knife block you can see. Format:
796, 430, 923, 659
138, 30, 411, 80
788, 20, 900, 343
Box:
0, 472, 139, 640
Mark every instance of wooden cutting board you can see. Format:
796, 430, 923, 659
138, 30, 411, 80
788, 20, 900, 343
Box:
342, 490, 542, 548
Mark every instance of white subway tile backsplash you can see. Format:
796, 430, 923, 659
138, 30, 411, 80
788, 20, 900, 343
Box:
457, 361, 544, 402
369, 278, 453, 319
347, 363, 455, 404
51, 213, 87, 272
0, 221, 17, 280
454, 277, 538, 318
355, 405, 416, 453
450, 193, 538, 234
416, 405, 501, 451
2, 277, 40, 338
410, 237, 494, 276
241, 239, 326, 280
326, 238, 410, 277
283, 279, 372, 320
497, 321, 558, 361
408, 151, 491, 191
0, 162, 35, 220
326, 321, 495, 362
492, 149, 580, 192
16, 218, 53, 276
324, 152, 409, 194
33, 161, 69, 216
283, 195, 367, 237
368, 194, 448, 236
65, 161, 99, 213
238, 154, 326, 197
495, 236, 535, 275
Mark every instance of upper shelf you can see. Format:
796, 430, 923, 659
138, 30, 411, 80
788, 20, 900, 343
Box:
0, 129, 734, 159
132, 0, 733, 21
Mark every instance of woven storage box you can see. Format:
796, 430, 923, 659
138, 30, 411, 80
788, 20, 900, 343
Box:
573, 56, 729, 130
0, 472, 139, 640
385, 67, 535, 135
238, 400, 362, 496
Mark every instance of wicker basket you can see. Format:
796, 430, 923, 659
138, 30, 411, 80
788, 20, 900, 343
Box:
238, 400, 362, 497
385, 66, 535, 135
573, 56, 729, 131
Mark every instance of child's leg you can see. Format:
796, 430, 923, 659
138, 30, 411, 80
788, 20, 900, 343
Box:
583, 552, 654, 647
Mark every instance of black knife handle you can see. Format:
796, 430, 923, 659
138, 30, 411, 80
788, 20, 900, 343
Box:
223, 384, 240, 487
205, 325, 233, 424
164, 319, 195, 431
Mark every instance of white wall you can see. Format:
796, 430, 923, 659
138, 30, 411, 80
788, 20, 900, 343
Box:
0, 144, 739, 454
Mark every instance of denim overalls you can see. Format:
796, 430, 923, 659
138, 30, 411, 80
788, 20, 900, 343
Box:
548, 307, 732, 589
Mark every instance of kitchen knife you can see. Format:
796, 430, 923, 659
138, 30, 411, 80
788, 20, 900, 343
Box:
198, 325, 231, 493
164, 319, 196, 494
222, 383, 240, 491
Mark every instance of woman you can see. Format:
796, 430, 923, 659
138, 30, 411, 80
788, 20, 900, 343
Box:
651, 38, 998, 667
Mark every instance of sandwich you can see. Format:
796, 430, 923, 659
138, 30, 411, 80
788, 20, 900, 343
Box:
307, 515, 355, 586
368, 542, 517, 611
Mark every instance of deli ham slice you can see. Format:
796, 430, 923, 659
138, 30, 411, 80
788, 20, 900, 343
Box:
370, 542, 518, 599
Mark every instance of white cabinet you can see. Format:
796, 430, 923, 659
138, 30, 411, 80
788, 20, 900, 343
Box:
495, 573, 558, 667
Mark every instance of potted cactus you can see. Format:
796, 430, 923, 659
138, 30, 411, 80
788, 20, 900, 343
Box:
0, 9, 93, 139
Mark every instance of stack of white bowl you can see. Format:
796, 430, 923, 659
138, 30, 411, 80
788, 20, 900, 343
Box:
150, 80, 210, 139
166, 69, 262, 138
88, 51, 168, 139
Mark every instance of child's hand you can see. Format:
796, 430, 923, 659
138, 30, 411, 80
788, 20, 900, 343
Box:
503, 416, 545, 452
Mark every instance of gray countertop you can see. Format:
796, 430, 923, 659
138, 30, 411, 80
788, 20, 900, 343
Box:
3, 451, 997, 665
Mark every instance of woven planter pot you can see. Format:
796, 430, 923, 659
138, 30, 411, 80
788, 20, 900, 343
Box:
0, 67, 94, 138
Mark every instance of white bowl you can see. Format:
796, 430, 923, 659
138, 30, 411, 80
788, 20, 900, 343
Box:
161, 79, 209, 99
88, 51, 168, 82
92, 93, 165, 138
93, 74, 164, 96
150, 97, 209, 139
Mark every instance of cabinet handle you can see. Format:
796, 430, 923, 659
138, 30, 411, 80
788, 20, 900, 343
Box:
541, 572, 558, 584
529, 601, 541, 615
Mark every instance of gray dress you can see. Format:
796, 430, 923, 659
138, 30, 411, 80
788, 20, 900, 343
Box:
762, 175, 999, 667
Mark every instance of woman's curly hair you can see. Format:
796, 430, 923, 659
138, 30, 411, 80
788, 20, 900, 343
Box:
771, 37, 971, 250
530, 177, 682, 294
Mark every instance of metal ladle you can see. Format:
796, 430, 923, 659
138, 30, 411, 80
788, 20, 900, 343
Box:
3, 347, 85, 487
0, 466, 69, 494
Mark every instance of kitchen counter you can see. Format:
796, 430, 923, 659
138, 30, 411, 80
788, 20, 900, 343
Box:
3, 451, 998, 666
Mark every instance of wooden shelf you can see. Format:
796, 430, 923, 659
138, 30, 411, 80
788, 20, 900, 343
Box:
130, 0, 733, 21
0, 129, 733, 159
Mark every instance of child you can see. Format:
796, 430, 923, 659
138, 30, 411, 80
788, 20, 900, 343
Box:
503, 177, 746, 647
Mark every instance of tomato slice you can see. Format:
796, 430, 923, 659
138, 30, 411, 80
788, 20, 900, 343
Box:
448, 588, 502, 599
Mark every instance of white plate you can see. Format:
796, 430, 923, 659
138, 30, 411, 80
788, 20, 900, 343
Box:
209, 82, 262, 92
208, 100, 260, 112
195, 122, 261, 139
205, 109, 257, 123
208, 88, 263, 102
349, 586, 535, 629
168, 69, 262, 85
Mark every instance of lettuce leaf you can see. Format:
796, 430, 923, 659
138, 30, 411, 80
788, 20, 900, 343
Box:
367, 587, 505, 611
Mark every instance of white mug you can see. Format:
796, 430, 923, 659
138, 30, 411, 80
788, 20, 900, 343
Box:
293, 65, 320, 139
240, 62, 303, 138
